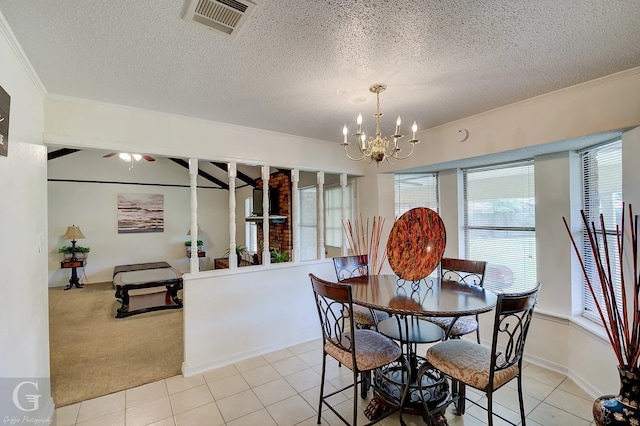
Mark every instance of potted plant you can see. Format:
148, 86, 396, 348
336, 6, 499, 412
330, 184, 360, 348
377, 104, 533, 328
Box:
270, 248, 289, 263
58, 245, 90, 260
564, 204, 640, 425
185, 240, 204, 257
224, 245, 247, 265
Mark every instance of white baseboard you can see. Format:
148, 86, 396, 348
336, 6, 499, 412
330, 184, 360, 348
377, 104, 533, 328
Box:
182, 337, 318, 377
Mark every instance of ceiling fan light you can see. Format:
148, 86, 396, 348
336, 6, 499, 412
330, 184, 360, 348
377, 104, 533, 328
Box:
132, 154, 142, 161
119, 153, 131, 161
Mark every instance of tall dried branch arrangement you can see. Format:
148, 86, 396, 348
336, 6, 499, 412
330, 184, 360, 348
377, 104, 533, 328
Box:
343, 214, 387, 275
563, 204, 639, 373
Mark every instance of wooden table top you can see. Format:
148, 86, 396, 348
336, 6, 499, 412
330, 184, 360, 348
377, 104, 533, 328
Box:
113, 267, 182, 287
341, 274, 498, 318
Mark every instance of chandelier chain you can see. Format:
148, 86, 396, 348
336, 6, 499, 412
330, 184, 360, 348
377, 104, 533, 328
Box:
375, 90, 382, 137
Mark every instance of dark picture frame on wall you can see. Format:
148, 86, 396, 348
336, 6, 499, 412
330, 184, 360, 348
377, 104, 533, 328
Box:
0, 85, 9, 157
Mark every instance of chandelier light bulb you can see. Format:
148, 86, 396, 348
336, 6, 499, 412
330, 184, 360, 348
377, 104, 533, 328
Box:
412, 121, 417, 140
395, 116, 401, 135
342, 125, 348, 143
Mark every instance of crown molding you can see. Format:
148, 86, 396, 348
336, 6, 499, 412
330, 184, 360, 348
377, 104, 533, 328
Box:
423, 66, 640, 133
0, 10, 47, 97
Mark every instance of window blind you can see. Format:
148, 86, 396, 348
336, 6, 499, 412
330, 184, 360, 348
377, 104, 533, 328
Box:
394, 173, 439, 218
463, 161, 536, 293
324, 180, 355, 247
581, 140, 622, 323
299, 186, 317, 261
244, 197, 257, 252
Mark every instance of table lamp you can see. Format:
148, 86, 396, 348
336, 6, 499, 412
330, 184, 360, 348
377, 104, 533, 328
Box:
186, 224, 202, 236
62, 225, 85, 261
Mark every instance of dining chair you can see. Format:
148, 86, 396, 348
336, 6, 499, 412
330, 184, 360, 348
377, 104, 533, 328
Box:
333, 255, 391, 398
425, 258, 487, 342
309, 273, 409, 426
417, 283, 541, 426
333, 255, 390, 328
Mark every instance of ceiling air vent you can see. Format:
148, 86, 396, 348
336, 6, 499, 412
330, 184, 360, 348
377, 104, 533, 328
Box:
184, 0, 256, 36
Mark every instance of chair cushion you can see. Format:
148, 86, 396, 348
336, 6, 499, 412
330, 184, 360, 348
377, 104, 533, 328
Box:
426, 316, 478, 336
352, 306, 390, 326
325, 329, 402, 372
426, 339, 519, 391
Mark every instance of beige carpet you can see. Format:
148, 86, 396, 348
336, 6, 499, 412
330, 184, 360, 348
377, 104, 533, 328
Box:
49, 282, 183, 407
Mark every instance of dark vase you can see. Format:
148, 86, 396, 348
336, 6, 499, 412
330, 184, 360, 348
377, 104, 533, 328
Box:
593, 367, 639, 425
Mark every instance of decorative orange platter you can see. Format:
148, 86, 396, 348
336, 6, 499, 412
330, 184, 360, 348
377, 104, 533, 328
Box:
386, 207, 446, 281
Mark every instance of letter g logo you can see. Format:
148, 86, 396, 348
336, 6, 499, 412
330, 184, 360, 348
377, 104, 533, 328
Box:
12, 381, 41, 412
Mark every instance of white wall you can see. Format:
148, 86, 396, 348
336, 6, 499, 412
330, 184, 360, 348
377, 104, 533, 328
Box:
0, 12, 52, 418
438, 168, 463, 258
534, 152, 576, 316
355, 173, 396, 274
622, 126, 640, 214
372, 68, 640, 175
47, 151, 230, 285
182, 260, 334, 375
44, 96, 367, 176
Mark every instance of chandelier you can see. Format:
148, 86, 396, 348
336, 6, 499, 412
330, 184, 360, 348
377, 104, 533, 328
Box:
341, 83, 419, 164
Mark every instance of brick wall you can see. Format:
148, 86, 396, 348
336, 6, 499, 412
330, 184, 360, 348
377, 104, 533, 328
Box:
256, 171, 292, 259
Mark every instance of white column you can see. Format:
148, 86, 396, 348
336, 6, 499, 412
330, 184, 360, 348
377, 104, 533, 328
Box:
340, 173, 348, 256
228, 162, 237, 268
317, 171, 325, 260
262, 165, 270, 265
189, 158, 199, 273
291, 169, 300, 263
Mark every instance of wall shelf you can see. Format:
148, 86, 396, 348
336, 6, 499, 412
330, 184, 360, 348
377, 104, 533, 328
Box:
245, 215, 287, 224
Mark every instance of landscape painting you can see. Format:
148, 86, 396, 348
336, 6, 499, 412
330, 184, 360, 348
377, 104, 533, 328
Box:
117, 193, 164, 233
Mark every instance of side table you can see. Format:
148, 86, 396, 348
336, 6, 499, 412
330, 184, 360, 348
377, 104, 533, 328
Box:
61, 259, 86, 290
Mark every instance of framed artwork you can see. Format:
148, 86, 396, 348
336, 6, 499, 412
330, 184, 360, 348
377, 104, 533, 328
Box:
0, 85, 10, 157
117, 193, 164, 234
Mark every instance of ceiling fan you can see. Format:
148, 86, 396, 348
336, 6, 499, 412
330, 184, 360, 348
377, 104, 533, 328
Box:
103, 152, 155, 169
103, 152, 155, 162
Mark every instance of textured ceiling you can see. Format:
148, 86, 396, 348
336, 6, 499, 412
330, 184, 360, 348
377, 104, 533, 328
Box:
1, 0, 639, 144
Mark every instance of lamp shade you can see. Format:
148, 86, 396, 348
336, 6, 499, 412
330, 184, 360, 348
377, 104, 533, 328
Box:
186, 224, 202, 236
62, 225, 85, 240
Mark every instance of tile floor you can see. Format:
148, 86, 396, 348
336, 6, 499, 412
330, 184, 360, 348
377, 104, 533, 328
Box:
52, 339, 596, 426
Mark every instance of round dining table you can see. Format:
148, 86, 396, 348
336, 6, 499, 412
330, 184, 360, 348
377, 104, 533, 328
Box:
342, 274, 497, 319
340, 274, 498, 421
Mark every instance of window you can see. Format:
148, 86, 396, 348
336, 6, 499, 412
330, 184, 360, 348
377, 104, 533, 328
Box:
299, 179, 356, 260
394, 172, 439, 277
299, 186, 317, 261
325, 180, 355, 247
581, 139, 622, 323
394, 173, 439, 217
244, 197, 257, 252
463, 161, 536, 292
